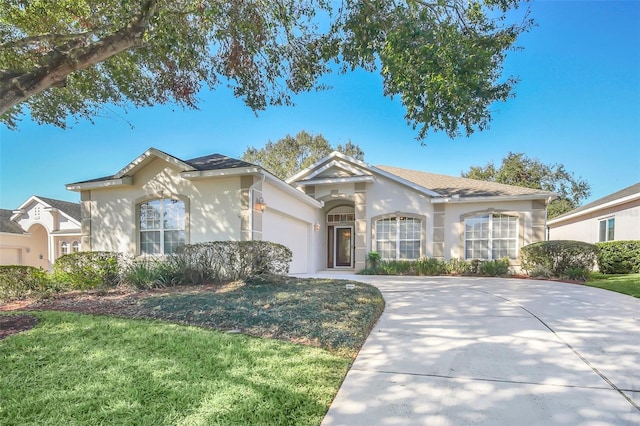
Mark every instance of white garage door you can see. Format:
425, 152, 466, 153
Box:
262, 211, 308, 274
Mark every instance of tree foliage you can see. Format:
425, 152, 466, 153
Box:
1, 0, 532, 138
462, 152, 591, 218
241, 130, 364, 179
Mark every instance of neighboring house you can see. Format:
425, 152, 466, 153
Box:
67, 148, 556, 273
0, 196, 82, 268
547, 182, 640, 243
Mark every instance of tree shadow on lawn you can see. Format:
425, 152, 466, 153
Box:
3, 279, 385, 357
0, 311, 349, 425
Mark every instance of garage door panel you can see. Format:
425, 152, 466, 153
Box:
262, 212, 308, 274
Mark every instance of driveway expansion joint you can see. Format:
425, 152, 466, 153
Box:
472, 287, 640, 412
350, 367, 617, 391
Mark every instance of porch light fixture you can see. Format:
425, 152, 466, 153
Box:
314, 222, 320, 232
255, 197, 267, 212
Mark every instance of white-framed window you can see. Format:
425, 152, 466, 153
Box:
72, 241, 80, 253
465, 214, 518, 260
599, 217, 615, 242
60, 241, 69, 256
139, 199, 186, 255
375, 216, 422, 260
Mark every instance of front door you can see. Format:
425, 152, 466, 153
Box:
334, 226, 353, 268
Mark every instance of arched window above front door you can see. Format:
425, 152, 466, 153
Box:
326, 205, 355, 224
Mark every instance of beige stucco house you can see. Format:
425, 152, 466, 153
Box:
0, 196, 82, 268
547, 182, 640, 243
66, 148, 556, 274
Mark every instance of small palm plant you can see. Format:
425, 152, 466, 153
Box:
367, 251, 381, 271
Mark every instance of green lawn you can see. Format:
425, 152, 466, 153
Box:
0, 311, 351, 425
585, 273, 640, 298
0, 278, 384, 425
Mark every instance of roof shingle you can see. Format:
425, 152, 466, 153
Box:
36, 196, 81, 221
551, 182, 640, 220
0, 209, 25, 234
185, 153, 257, 171
376, 165, 556, 198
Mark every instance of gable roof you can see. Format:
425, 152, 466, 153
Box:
66, 148, 323, 208
0, 209, 26, 234
547, 182, 640, 225
288, 151, 556, 201
287, 151, 443, 197
35, 196, 81, 221
11, 195, 81, 223
376, 165, 555, 199
68, 148, 262, 189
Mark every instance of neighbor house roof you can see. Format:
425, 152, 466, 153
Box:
0, 209, 26, 234
10, 196, 82, 224
547, 182, 640, 225
35, 196, 81, 222
376, 165, 555, 199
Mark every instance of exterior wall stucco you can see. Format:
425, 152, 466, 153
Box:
315, 183, 358, 201
366, 176, 433, 258
26, 224, 50, 269
548, 199, 640, 243
87, 158, 244, 256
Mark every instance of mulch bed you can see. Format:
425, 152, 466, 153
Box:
0, 314, 39, 340
0, 284, 228, 340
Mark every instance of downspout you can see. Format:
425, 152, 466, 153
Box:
248, 172, 266, 241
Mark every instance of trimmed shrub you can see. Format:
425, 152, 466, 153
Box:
520, 240, 597, 280
595, 240, 640, 274
0, 265, 54, 301
53, 252, 123, 289
171, 241, 292, 284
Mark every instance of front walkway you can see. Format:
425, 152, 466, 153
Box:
311, 274, 640, 425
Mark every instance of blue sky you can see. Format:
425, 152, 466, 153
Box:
1, 0, 639, 208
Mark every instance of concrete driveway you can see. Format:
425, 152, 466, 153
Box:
315, 275, 640, 425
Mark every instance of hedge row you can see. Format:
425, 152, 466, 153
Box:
360, 256, 510, 277
0, 241, 292, 301
0, 266, 56, 301
595, 240, 640, 274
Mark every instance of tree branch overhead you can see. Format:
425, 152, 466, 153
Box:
1, 0, 531, 137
